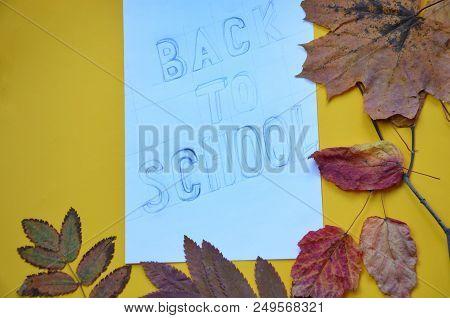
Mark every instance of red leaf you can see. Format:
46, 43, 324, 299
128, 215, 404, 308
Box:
90, 266, 131, 298
291, 226, 362, 298
142, 262, 198, 294
255, 257, 287, 298
142, 290, 201, 298
310, 141, 404, 191
360, 217, 417, 298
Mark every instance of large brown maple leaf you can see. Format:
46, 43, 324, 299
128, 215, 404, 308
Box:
299, 0, 450, 120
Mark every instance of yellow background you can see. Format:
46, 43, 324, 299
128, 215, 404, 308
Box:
0, 0, 448, 298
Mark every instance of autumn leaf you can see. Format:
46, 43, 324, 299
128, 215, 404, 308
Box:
291, 226, 362, 298
310, 141, 404, 191
22, 219, 59, 252
299, 0, 450, 120
18, 246, 66, 270
142, 262, 199, 295
360, 217, 417, 297
201, 240, 256, 298
182, 236, 256, 298
59, 208, 82, 262
184, 236, 219, 297
76, 237, 115, 286
89, 266, 132, 298
142, 290, 201, 298
255, 257, 287, 298
18, 272, 79, 297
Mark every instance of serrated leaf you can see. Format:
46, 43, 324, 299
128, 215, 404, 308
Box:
18, 246, 66, 270
184, 236, 217, 297
18, 272, 78, 297
142, 262, 199, 294
142, 290, 201, 298
202, 240, 256, 298
22, 219, 59, 252
89, 266, 131, 298
76, 237, 115, 286
255, 257, 287, 298
291, 226, 362, 298
59, 207, 82, 262
360, 217, 417, 298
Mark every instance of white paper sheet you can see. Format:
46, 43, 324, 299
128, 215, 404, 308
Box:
124, 0, 322, 263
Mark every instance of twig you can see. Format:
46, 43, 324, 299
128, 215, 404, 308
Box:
402, 168, 440, 180
68, 263, 87, 298
441, 100, 450, 122
392, 125, 412, 152
356, 83, 384, 140
407, 125, 416, 177
380, 192, 387, 218
346, 192, 372, 234
416, 0, 446, 16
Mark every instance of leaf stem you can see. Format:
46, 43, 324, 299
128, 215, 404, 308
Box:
406, 125, 416, 177
416, 0, 446, 16
357, 83, 384, 140
441, 100, 450, 122
346, 192, 372, 234
68, 263, 87, 298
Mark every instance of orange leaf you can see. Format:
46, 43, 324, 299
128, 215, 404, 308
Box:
291, 226, 362, 298
310, 141, 404, 191
360, 217, 417, 297
299, 0, 450, 120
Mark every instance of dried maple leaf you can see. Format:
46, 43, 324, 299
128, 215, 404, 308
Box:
142, 261, 199, 295
310, 141, 404, 191
90, 266, 132, 298
255, 257, 287, 298
299, 0, 450, 120
360, 217, 417, 297
59, 208, 82, 262
291, 226, 362, 298
76, 237, 116, 286
22, 219, 59, 252
18, 272, 79, 297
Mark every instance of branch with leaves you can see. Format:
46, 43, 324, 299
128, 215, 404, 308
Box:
18, 208, 131, 298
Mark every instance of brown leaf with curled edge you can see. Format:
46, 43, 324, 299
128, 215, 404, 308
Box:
360, 217, 417, 297
76, 237, 115, 286
22, 219, 59, 252
389, 91, 426, 127
89, 266, 131, 298
59, 207, 82, 262
142, 290, 201, 298
142, 262, 199, 295
291, 226, 362, 298
18, 272, 78, 297
18, 246, 66, 270
184, 236, 218, 297
299, 0, 450, 120
310, 141, 404, 191
202, 240, 256, 298
255, 257, 287, 298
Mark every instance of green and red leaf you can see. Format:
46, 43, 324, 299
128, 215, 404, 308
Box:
90, 266, 132, 298
18, 246, 66, 270
22, 219, 59, 252
18, 272, 79, 297
76, 237, 115, 286
59, 208, 82, 262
